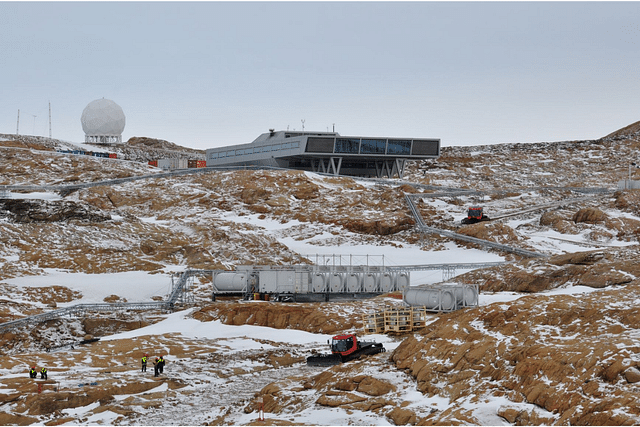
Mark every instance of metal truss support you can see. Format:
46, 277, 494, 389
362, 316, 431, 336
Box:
374, 159, 407, 179
442, 266, 456, 281
312, 158, 342, 176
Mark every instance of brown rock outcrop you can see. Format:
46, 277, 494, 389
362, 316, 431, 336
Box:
0, 199, 111, 223
391, 282, 640, 425
573, 207, 607, 224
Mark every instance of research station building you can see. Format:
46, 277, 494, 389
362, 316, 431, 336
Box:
205, 130, 440, 178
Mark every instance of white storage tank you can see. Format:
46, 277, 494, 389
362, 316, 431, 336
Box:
379, 272, 394, 292
404, 287, 456, 311
458, 285, 478, 307
363, 273, 378, 292
214, 272, 248, 292
312, 273, 326, 293
396, 272, 410, 292
345, 273, 362, 292
329, 273, 344, 293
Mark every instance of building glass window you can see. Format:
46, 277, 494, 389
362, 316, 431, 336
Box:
360, 139, 386, 154
387, 139, 411, 155
335, 138, 360, 154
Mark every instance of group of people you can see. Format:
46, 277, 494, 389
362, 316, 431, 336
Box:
141, 353, 166, 377
28, 366, 47, 380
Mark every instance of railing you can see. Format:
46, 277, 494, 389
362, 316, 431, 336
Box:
0, 270, 202, 334
404, 194, 547, 259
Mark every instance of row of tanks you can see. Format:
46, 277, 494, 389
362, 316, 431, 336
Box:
311, 271, 410, 293
211, 265, 411, 301
210, 265, 479, 311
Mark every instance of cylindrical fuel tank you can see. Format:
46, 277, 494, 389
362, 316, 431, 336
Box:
379, 273, 394, 292
448, 285, 479, 307
312, 273, 326, 293
461, 286, 478, 306
346, 273, 361, 292
329, 273, 344, 293
404, 288, 456, 311
214, 273, 247, 292
363, 273, 378, 292
396, 272, 410, 291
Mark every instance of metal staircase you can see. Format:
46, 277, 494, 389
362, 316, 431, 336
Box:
0, 269, 203, 334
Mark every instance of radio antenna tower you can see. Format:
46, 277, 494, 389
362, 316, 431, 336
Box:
48, 102, 52, 139
301, 119, 305, 132
16, 109, 20, 135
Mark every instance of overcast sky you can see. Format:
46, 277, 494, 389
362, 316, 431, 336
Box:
1, 1, 639, 149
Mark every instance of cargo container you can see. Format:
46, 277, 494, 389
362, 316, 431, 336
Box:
148, 160, 158, 167
157, 159, 172, 169
109, 153, 117, 159
188, 159, 198, 168
196, 160, 206, 168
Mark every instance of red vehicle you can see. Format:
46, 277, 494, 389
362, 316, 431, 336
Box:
461, 206, 491, 225
307, 334, 385, 366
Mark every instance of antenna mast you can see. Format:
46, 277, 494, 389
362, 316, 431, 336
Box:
301, 119, 305, 132
48, 102, 52, 139
16, 109, 20, 135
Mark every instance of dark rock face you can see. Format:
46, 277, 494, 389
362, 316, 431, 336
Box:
0, 199, 111, 223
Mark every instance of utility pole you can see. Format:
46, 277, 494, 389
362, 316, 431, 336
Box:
301, 119, 305, 132
16, 109, 19, 135
49, 102, 52, 139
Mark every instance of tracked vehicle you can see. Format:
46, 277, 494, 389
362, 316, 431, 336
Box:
306, 334, 385, 366
461, 206, 491, 225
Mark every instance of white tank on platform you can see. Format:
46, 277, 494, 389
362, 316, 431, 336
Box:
404, 287, 456, 311
379, 272, 394, 292
451, 285, 478, 307
329, 273, 344, 293
396, 272, 410, 291
312, 273, 326, 292
345, 273, 362, 292
214, 272, 248, 292
363, 273, 378, 292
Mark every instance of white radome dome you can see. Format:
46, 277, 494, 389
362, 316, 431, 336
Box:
81, 98, 126, 135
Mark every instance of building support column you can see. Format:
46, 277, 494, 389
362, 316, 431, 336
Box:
329, 157, 342, 176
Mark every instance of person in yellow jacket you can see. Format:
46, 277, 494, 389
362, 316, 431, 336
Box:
29, 366, 37, 378
158, 355, 165, 374
141, 354, 148, 372
40, 367, 47, 380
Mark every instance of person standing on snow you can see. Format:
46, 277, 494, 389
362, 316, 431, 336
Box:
158, 355, 165, 374
29, 366, 37, 378
141, 354, 148, 372
153, 357, 159, 377
40, 367, 47, 380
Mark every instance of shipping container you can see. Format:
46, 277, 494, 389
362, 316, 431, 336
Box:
157, 159, 172, 169
109, 153, 117, 159
196, 160, 206, 168
148, 160, 158, 167
188, 160, 198, 168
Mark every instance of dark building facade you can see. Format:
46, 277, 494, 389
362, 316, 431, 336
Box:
206, 130, 440, 178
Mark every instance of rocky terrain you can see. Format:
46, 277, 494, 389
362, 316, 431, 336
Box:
1, 122, 640, 425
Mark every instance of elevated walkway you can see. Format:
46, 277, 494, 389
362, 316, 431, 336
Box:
0, 269, 205, 334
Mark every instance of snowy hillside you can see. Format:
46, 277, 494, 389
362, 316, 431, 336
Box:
1, 126, 640, 425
